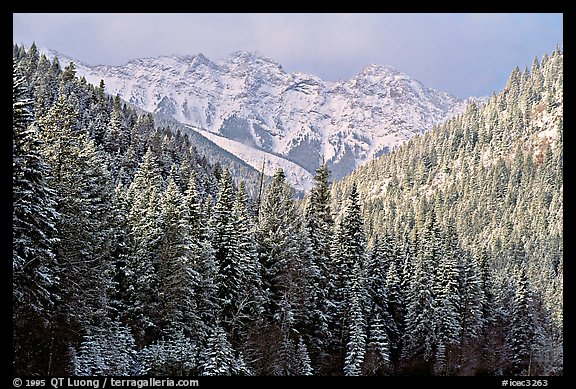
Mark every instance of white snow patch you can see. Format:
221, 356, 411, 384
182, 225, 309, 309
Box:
187, 126, 314, 192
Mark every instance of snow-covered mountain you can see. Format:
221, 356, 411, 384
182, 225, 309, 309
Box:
46, 49, 477, 184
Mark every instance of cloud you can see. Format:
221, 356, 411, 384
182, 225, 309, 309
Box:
13, 13, 562, 98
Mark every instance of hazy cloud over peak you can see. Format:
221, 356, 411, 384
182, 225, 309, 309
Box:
13, 13, 562, 98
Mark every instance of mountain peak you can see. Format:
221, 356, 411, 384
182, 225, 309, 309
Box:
360, 63, 401, 76
42, 48, 87, 67
47, 47, 472, 186
188, 53, 217, 69
229, 50, 266, 60
226, 50, 281, 68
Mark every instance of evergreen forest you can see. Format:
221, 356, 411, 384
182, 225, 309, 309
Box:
13, 43, 563, 376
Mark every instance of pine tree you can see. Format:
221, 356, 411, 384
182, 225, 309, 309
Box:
13, 62, 60, 375
363, 312, 391, 375
332, 184, 368, 375
403, 211, 441, 371
140, 330, 199, 375
74, 320, 137, 375
302, 163, 334, 363
343, 261, 367, 376
125, 148, 164, 343
230, 182, 264, 334
385, 260, 404, 370
104, 99, 129, 154
257, 169, 303, 326
21, 42, 39, 86
458, 252, 485, 368
476, 249, 497, 370
507, 268, 534, 375
13, 43, 24, 61
305, 164, 334, 284
295, 337, 314, 375
157, 179, 203, 338
209, 168, 239, 323
255, 169, 310, 373
365, 234, 397, 348
433, 220, 462, 374
200, 325, 251, 376
183, 172, 218, 333
33, 54, 59, 118
37, 95, 118, 373
47, 100, 105, 367
333, 183, 366, 290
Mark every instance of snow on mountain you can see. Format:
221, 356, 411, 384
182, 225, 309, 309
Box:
185, 125, 314, 193
45, 48, 478, 187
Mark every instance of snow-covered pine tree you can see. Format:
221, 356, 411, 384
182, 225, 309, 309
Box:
343, 261, 367, 376
183, 172, 218, 335
305, 164, 334, 297
140, 330, 199, 375
230, 182, 264, 337
433, 220, 462, 374
402, 210, 441, 372
13, 43, 25, 61
37, 95, 118, 373
332, 184, 368, 375
363, 312, 391, 375
257, 169, 304, 326
506, 268, 535, 375
333, 184, 366, 286
475, 249, 497, 370
104, 96, 130, 154
19, 42, 39, 87
457, 251, 485, 370
209, 168, 240, 324
295, 337, 314, 375
200, 324, 251, 376
302, 163, 334, 368
124, 148, 164, 343
13, 61, 60, 375
365, 234, 397, 355
157, 178, 203, 339
385, 260, 405, 371
33, 54, 59, 119
255, 169, 310, 373
74, 320, 137, 376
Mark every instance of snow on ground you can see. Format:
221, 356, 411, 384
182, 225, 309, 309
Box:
186, 126, 314, 192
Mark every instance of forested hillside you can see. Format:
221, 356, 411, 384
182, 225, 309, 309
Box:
332, 47, 563, 375
13, 43, 258, 375
13, 43, 562, 376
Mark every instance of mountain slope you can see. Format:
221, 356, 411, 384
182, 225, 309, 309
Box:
44, 49, 476, 182
331, 49, 563, 374
185, 125, 314, 192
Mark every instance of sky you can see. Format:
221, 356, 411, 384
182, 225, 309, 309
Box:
13, 13, 563, 98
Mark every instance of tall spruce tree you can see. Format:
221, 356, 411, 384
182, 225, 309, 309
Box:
303, 164, 334, 366
507, 268, 535, 375
209, 168, 238, 324
230, 182, 264, 337
157, 179, 203, 339
37, 95, 117, 373
257, 169, 303, 326
200, 325, 251, 376
125, 148, 164, 344
343, 261, 367, 376
433, 220, 462, 374
13, 62, 60, 375
332, 184, 368, 374
402, 211, 442, 371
